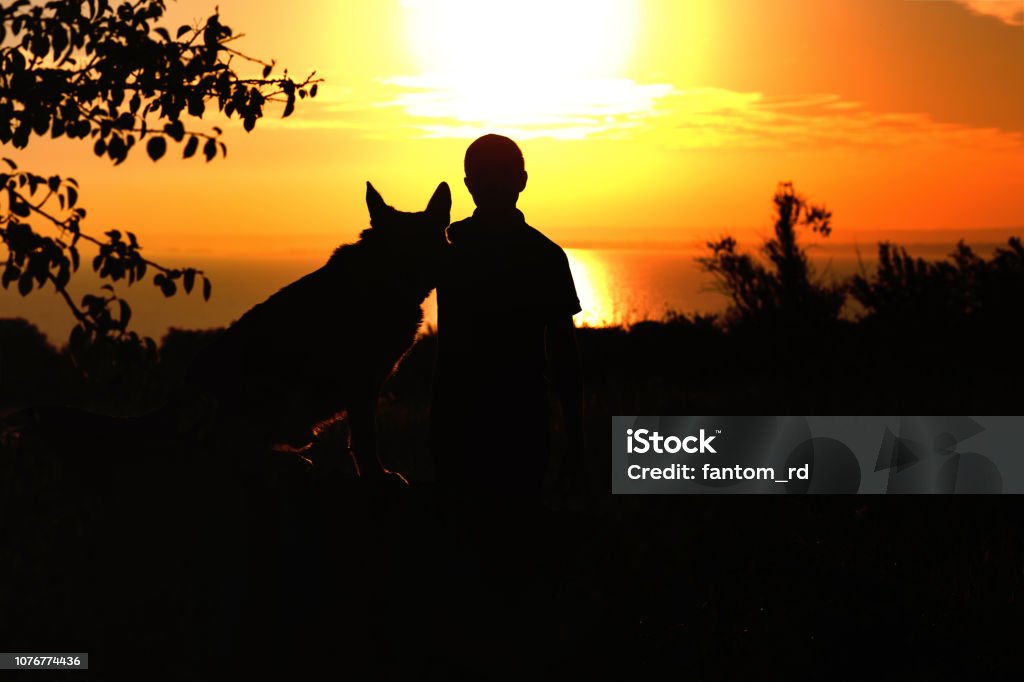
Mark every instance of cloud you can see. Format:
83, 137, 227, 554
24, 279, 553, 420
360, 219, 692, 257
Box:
656, 90, 1024, 152
381, 76, 675, 140
266, 0, 1023, 142
954, 0, 1024, 25
256, 81, 1024, 158
690, 0, 1024, 136
251, 76, 676, 140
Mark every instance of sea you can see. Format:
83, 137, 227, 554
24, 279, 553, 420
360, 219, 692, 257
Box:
1, 237, 1017, 347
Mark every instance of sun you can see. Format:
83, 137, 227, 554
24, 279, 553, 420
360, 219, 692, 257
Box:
397, 0, 654, 138
403, 0, 636, 83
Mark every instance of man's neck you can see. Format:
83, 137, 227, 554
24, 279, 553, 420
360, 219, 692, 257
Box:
471, 205, 524, 223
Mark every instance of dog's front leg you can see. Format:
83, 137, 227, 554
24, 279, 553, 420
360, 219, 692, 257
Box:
348, 394, 408, 486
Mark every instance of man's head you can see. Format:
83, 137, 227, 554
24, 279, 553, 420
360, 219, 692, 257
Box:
464, 134, 527, 210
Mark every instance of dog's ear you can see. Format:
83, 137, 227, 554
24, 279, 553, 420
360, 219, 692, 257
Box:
425, 181, 451, 221
366, 181, 387, 222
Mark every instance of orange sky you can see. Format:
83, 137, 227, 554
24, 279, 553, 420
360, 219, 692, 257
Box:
8, 0, 1024, 259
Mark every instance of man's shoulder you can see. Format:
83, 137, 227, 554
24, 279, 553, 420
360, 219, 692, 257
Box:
448, 213, 569, 258
521, 222, 563, 248
520, 222, 569, 260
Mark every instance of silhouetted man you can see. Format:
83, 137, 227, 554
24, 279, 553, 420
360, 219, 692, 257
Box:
430, 134, 583, 499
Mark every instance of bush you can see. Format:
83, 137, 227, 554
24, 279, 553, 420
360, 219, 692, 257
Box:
850, 238, 1024, 329
698, 182, 845, 330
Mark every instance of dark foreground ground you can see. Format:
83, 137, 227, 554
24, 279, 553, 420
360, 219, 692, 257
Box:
1, 316, 1022, 679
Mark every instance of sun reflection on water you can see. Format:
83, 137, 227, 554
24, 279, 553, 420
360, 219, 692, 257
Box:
419, 248, 722, 335
565, 248, 618, 327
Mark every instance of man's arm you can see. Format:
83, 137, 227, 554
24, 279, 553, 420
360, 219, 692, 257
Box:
545, 315, 584, 491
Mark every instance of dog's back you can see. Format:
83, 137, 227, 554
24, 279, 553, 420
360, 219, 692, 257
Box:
190, 182, 451, 448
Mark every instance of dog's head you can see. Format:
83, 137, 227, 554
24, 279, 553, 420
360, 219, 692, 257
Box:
356, 181, 451, 288
363, 180, 451, 243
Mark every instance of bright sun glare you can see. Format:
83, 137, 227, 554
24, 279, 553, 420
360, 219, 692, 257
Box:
397, 0, 667, 138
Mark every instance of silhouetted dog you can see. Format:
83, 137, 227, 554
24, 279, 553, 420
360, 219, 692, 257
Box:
187, 181, 451, 481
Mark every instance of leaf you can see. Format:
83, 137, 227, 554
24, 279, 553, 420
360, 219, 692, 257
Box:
10, 197, 30, 217
119, 300, 132, 329
2, 264, 20, 288
183, 135, 199, 158
146, 136, 167, 161
70, 324, 86, 353
163, 120, 185, 142
262, 64, 272, 78
53, 27, 69, 59
55, 263, 70, 289
50, 117, 66, 139
310, 84, 318, 98
67, 185, 77, 208
177, 25, 191, 38
31, 34, 49, 58
93, 138, 106, 157
203, 138, 217, 161
18, 273, 32, 296
108, 135, 127, 164
183, 268, 196, 293
155, 27, 171, 42
202, 276, 212, 301
188, 95, 205, 117
30, 255, 47, 285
